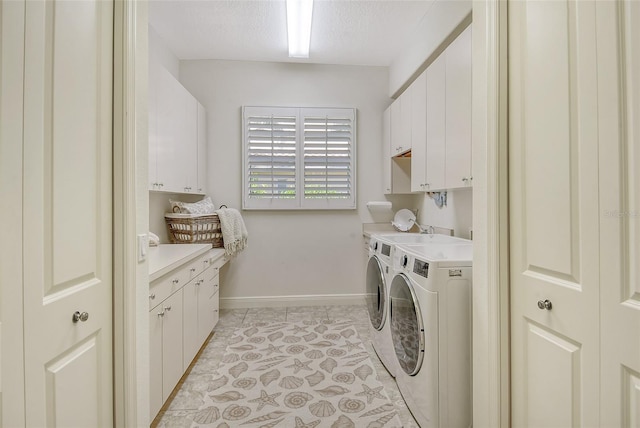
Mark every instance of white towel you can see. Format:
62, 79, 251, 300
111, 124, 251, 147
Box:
215, 207, 248, 256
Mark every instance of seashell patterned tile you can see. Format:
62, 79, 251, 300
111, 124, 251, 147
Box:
152, 304, 419, 428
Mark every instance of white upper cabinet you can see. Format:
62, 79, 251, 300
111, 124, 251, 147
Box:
382, 107, 392, 194
426, 54, 447, 191
445, 26, 472, 189
395, 25, 472, 193
390, 90, 412, 155
197, 102, 207, 194
149, 67, 207, 194
384, 105, 413, 194
410, 71, 428, 192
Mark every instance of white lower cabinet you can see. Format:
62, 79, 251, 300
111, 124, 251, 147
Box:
149, 250, 228, 421
149, 305, 164, 420
161, 291, 184, 398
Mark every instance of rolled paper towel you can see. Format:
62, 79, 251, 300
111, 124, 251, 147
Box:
366, 201, 393, 211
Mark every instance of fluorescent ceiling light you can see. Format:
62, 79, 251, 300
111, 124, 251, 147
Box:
286, 0, 313, 58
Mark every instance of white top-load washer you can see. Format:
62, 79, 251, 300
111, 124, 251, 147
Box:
365, 233, 470, 378
389, 243, 472, 428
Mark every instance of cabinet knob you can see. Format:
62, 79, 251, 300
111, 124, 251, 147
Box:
172, 279, 179, 285
157, 310, 165, 318
204, 260, 210, 265
198, 188, 202, 192
72, 311, 89, 323
159, 183, 164, 188
149, 293, 156, 300
213, 309, 219, 313
164, 305, 172, 311
190, 268, 196, 273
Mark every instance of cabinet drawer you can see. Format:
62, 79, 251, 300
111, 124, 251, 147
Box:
149, 270, 188, 311
203, 265, 220, 298
149, 254, 207, 310
185, 255, 206, 282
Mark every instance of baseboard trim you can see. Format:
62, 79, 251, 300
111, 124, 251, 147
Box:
220, 294, 366, 309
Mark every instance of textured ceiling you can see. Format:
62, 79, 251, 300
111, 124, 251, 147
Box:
149, 0, 435, 66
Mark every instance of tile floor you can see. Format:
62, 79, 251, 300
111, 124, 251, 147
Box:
153, 305, 419, 428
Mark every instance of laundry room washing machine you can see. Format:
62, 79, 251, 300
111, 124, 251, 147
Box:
365, 233, 404, 378
365, 233, 470, 378
389, 243, 472, 428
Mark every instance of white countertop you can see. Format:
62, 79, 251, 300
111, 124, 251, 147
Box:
149, 244, 224, 282
362, 223, 399, 238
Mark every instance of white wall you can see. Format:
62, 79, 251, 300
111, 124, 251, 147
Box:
389, 0, 471, 97
148, 24, 179, 79
416, 188, 473, 239
179, 60, 392, 306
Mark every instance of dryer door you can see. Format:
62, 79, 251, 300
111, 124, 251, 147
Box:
365, 256, 387, 330
390, 274, 425, 375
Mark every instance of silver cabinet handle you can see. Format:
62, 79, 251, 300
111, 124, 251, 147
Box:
157, 310, 165, 318
172, 279, 179, 285
72, 311, 89, 323
537, 299, 553, 310
149, 293, 156, 300
159, 183, 164, 188
198, 188, 202, 192
164, 305, 172, 311
204, 260, 210, 265
213, 309, 219, 313
190, 268, 196, 273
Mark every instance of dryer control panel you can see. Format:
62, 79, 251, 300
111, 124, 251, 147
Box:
413, 258, 429, 278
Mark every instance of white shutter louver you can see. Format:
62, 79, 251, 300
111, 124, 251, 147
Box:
303, 115, 353, 200
243, 106, 356, 210
245, 111, 297, 201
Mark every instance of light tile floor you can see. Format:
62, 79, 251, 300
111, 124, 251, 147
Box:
153, 305, 419, 427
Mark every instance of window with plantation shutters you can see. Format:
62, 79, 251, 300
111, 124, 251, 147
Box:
243, 107, 356, 210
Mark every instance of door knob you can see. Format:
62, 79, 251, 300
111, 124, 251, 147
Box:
72, 311, 89, 323
537, 299, 552, 310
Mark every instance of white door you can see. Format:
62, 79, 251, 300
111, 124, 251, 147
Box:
509, 0, 601, 425
22, 1, 114, 426
597, 1, 640, 426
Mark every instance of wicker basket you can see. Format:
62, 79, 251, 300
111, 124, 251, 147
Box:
164, 213, 224, 248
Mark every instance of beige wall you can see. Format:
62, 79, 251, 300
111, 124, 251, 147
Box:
178, 59, 404, 306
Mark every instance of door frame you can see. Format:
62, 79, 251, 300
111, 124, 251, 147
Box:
0, 0, 145, 425
113, 0, 149, 426
471, 1, 510, 427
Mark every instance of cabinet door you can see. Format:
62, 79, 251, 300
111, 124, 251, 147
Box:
182, 277, 201, 370
399, 89, 412, 153
197, 102, 207, 194
183, 93, 198, 193
445, 26, 472, 188
410, 71, 427, 192
149, 307, 164, 420
390, 98, 402, 155
161, 290, 183, 401
148, 68, 159, 190
426, 54, 446, 190
198, 283, 218, 345
382, 107, 392, 194
155, 68, 181, 192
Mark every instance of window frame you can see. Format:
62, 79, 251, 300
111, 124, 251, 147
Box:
242, 106, 357, 210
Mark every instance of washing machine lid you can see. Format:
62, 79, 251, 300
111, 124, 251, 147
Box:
365, 255, 387, 331
389, 274, 424, 376
398, 243, 473, 267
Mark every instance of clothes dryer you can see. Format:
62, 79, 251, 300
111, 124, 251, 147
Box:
389, 243, 473, 428
365, 233, 469, 378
